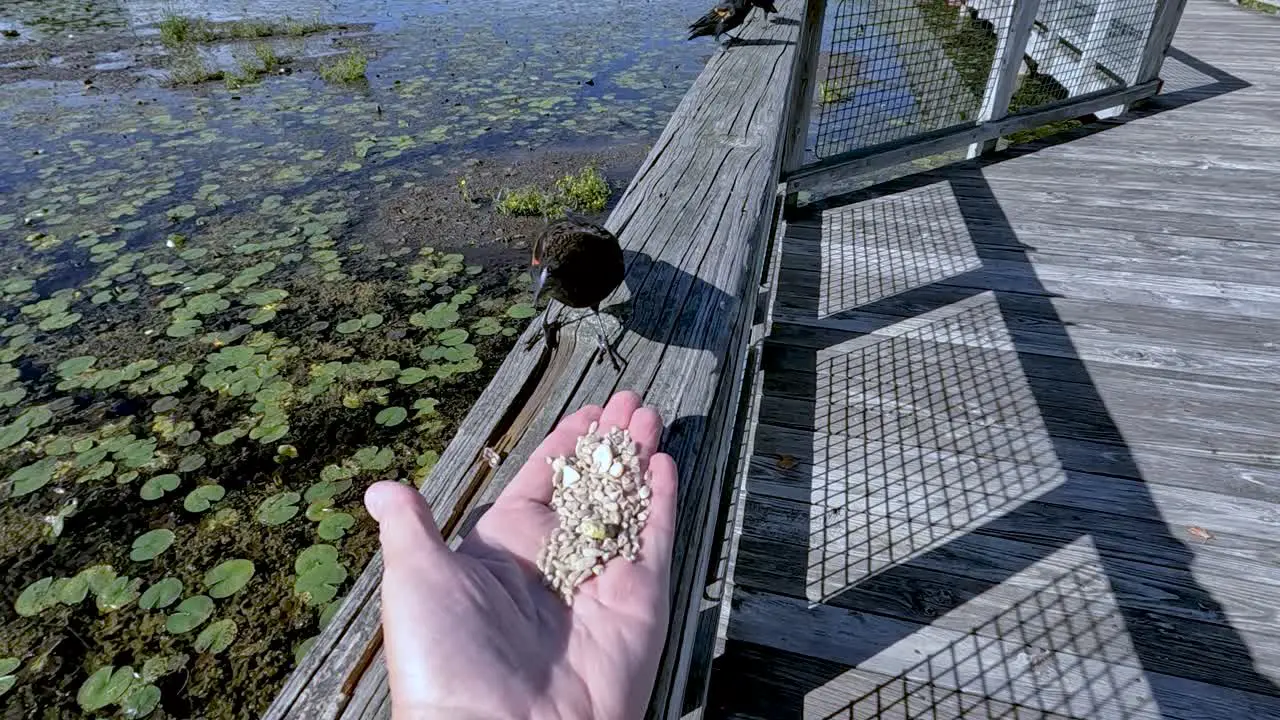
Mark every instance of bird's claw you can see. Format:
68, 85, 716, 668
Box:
596, 335, 624, 371
525, 318, 559, 353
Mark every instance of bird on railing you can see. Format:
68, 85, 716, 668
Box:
687, 0, 752, 44
525, 216, 626, 370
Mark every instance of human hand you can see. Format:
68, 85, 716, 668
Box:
364, 391, 678, 720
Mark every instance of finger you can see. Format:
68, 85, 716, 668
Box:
492, 402, 601, 508
598, 390, 642, 433
365, 481, 450, 562
626, 406, 664, 463
638, 452, 678, 580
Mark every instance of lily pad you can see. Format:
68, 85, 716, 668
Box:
166, 319, 202, 338
295, 562, 347, 606
506, 303, 537, 319
194, 619, 238, 654
360, 312, 384, 328
77, 665, 135, 711
305, 478, 352, 503
257, 491, 301, 525
296, 544, 340, 574
10, 457, 57, 497
353, 446, 395, 471
58, 355, 98, 376
139, 577, 184, 610
39, 312, 82, 331
96, 576, 141, 612
165, 595, 215, 634
183, 484, 225, 512
397, 367, 428, 385
375, 406, 407, 427
411, 303, 460, 329
0, 658, 19, 697
80, 565, 118, 595
140, 473, 180, 501
178, 453, 206, 473
55, 575, 89, 604
317, 512, 356, 540
120, 683, 162, 718
129, 528, 175, 562
335, 318, 364, 334
15, 577, 57, 617
437, 328, 469, 346
204, 558, 255, 598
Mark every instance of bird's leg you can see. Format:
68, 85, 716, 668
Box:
590, 308, 624, 371
525, 304, 559, 352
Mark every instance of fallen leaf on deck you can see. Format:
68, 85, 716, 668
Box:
1187, 526, 1214, 541
775, 454, 798, 470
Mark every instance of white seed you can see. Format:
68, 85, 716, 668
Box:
561, 465, 581, 486
609, 462, 624, 478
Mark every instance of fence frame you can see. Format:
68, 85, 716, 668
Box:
782, 0, 1191, 200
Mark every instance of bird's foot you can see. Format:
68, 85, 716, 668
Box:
525, 318, 560, 353
595, 333, 624, 371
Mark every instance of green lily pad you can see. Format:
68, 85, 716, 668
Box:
80, 565, 118, 595
77, 665, 135, 711
96, 576, 141, 612
194, 619, 238, 654
397, 367, 428, 385
410, 303, 460, 329
304, 478, 352, 503
58, 355, 97, 376
374, 406, 407, 427
140, 654, 188, 682
165, 595, 215, 634
319, 599, 343, 628
317, 512, 356, 540
248, 307, 276, 324
15, 577, 57, 617
437, 328, 469, 346
204, 559, 255, 598
187, 293, 229, 315
130, 528, 175, 561
442, 343, 476, 362
167, 204, 197, 222
353, 446, 395, 471
360, 312, 384, 328
166, 319, 202, 338
211, 430, 239, 446
183, 484, 225, 512
39, 312, 82, 331
139, 577, 184, 610
140, 473, 180, 501
54, 575, 89, 604
295, 562, 347, 606
306, 497, 335, 521
294, 636, 318, 664
178, 453, 206, 473
120, 683, 162, 718
506, 303, 537, 319
257, 491, 301, 525
335, 319, 364, 334
10, 457, 57, 497
296, 544, 340, 574
0, 658, 19, 697
412, 397, 439, 417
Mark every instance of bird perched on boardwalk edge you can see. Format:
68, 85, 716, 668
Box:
525, 216, 626, 370
687, 0, 777, 44
687, 0, 752, 44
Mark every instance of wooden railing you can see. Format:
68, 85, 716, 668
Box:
264, 0, 1190, 715
263, 3, 806, 718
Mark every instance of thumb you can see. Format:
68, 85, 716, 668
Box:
364, 481, 451, 563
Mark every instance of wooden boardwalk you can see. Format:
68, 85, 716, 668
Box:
704, 2, 1280, 718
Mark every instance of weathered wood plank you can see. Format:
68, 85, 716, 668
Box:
729, 532, 1280, 697
724, 587, 1280, 720
708, 639, 1082, 720
266, 2, 804, 717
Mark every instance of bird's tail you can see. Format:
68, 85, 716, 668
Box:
688, 10, 720, 39
762, 0, 779, 11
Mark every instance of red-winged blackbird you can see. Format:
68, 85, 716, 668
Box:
527, 217, 626, 369
687, 0, 751, 42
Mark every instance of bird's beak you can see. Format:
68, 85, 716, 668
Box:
530, 265, 548, 310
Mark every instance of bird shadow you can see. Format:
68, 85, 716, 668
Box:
770, 16, 801, 26
726, 37, 796, 47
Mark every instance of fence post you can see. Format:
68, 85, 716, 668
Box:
967, 0, 1043, 158
782, 0, 829, 180
1134, 0, 1189, 86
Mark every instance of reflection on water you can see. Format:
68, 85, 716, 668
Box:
0, 0, 716, 716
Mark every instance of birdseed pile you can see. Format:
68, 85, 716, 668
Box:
536, 421, 651, 603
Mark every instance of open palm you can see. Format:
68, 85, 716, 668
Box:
365, 391, 677, 720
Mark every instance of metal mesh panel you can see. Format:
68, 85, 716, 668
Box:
813, 0, 1009, 158
1011, 0, 1156, 110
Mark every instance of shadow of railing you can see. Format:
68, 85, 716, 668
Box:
706, 48, 1279, 718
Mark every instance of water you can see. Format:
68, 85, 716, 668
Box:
0, 0, 715, 716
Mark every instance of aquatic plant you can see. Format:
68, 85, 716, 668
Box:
0, 658, 19, 697
195, 619, 238, 654
165, 595, 215, 634
318, 51, 368, 83
139, 577, 184, 609
293, 544, 347, 605
556, 166, 610, 213
204, 559, 255, 598
129, 528, 175, 562
76, 665, 136, 711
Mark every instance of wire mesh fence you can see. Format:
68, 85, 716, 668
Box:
813, 0, 1009, 159
809, 0, 1160, 161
